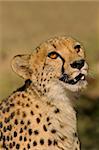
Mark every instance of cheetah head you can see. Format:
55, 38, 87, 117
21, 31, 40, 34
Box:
12, 36, 88, 92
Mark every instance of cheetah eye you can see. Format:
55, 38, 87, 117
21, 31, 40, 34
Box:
74, 44, 81, 53
48, 51, 59, 59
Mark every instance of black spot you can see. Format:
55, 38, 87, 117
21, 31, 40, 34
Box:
44, 89, 46, 93
20, 120, 24, 125
13, 142, 15, 146
22, 103, 25, 107
54, 108, 60, 113
19, 136, 22, 141
7, 136, 9, 141
2, 109, 6, 114
46, 117, 50, 122
3, 126, 7, 132
0, 122, 3, 128
34, 130, 39, 135
35, 104, 39, 108
4, 117, 10, 123
27, 143, 30, 149
52, 44, 57, 49
33, 141, 37, 146
30, 110, 34, 115
14, 131, 17, 137
40, 139, 44, 145
29, 138, 31, 142
27, 120, 31, 125
10, 98, 13, 102
48, 139, 52, 146
24, 136, 27, 141
20, 128, 23, 133
14, 119, 18, 125
53, 140, 58, 145
10, 103, 14, 107
28, 129, 32, 135
22, 93, 26, 98
48, 122, 52, 126
59, 135, 65, 141
16, 109, 20, 115
46, 101, 51, 105
26, 103, 30, 107
16, 143, 20, 149
41, 72, 43, 76
36, 118, 40, 124
43, 84, 45, 87
22, 112, 26, 118
9, 142, 13, 148
2, 142, 7, 149
51, 129, 56, 134
7, 125, 12, 131
74, 132, 77, 137
6, 107, 10, 112
3, 135, 6, 142
42, 66, 45, 70
60, 124, 64, 128
10, 112, 15, 119
77, 140, 79, 144
10, 136, 13, 141
39, 113, 42, 117
28, 98, 30, 101
43, 125, 47, 132
17, 101, 20, 105
24, 125, 27, 130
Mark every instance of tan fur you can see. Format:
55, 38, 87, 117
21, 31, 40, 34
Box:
0, 36, 88, 150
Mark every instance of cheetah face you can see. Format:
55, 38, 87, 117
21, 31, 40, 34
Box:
45, 37, 88, 92
12, 36, 88, 92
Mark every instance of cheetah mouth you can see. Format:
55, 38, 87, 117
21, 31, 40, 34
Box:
59, 73, 85, 85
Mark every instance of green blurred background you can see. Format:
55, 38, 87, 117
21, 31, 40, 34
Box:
0, 1, 99, 150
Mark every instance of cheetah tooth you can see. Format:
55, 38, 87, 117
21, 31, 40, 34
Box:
74, 79, 77, 82
81, 75, 85, 80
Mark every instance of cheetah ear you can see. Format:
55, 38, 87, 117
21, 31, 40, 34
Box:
11, 54, 32, 79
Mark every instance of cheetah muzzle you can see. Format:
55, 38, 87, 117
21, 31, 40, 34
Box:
59, 73, 85, 85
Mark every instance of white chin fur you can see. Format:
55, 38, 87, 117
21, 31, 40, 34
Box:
61, 80, 88, 92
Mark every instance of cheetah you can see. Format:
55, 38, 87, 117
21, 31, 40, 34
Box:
0, 36, 88, 150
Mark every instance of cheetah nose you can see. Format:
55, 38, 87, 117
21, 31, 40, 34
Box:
70, 59, 85, 70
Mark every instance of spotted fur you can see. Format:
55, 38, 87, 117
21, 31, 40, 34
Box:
0, 36, 88, 150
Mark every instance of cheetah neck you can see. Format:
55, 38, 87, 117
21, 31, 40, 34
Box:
27, 79, 78, 149
28, 79, 77, 136
28, 79, 77, 117
46, 80, 77, 125
45, 80, 78, 146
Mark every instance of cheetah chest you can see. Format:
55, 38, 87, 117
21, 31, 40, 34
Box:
0, 91, 80, 150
